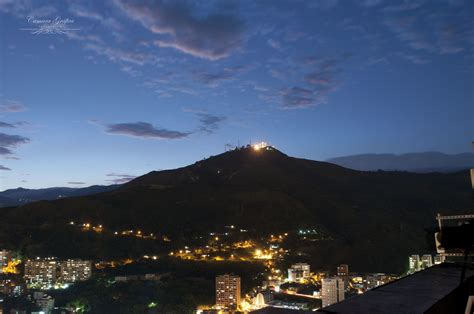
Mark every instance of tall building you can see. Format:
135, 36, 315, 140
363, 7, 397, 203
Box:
60, 259, 92, 283
288, 263, 311, 282
321, 277, 345, 307
421, 254, 433, 269
216, 274, 241, 309
337, 264, 349, 277
24, 258, 58, 289
408, 255, 420, 273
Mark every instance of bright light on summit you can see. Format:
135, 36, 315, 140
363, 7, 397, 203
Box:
253, 141, 268, 151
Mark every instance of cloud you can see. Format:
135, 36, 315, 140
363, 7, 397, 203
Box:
269, 69, 285, 80
280, 87, 327, 109
68, 181, 86, 185
304, 59, 339, 86
279, 56, 343, 109
383, 8, 473, 58
0, 122, 15, 128
197, 113, 226, 133
0, 165, 11, 171
360, 0, 383, 7
194, 71, 234, 86
0, 147, 13, 155
308, 0, 339, 9
114, 0, 244, 60
0, 100, 26, 112
106, 172, 136, 184
397, 52, 430, 64
382, 1, 424, 12
0, 0, 56, 18
267, 38, 281, 50
83, 42, 158, 66
437, 22, 473, 54
68, 3, 121, 30
0, 133, 30, 147
193, 65, 249, 87
384, 16, 435, 52
105, 122, 190, 139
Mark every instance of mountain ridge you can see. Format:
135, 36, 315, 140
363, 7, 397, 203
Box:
327, 151, 474, 173
0, 184, 120, 207
0, 146, 472, 273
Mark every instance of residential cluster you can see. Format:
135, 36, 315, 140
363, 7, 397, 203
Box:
24, 257, 92, 289
0, 250, 92, 313
408, 254, 445, 274
197, 262, 399, 313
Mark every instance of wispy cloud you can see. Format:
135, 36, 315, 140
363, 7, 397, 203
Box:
308, 0, 339, 9
193, 66, 248, 87
106, 172, 136, 184
384, 16, 435, 53
68, 3, 121, 31
0, 147, 14, 156
194, 71, 234, 86
0, 100, 26, 113
83, 42, 159, 66
280, 87, 327, 109
383, 5, 473, 59
197, 113, 226, 133
68, 181, 86, 185
0, 165, 11, 171
114, 0, 244, 60
278, 56, 345, 109
0, 133, 30, 147
267, 38, 281, 50
360, 0, 383, 7
0, 122, 15, 128
0, 131, 29, 159
304, 59, 340, 86
105, 122, 190, 139
382, 1, 424, 12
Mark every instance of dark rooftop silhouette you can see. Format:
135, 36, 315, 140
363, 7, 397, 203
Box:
318, 263, 474, 313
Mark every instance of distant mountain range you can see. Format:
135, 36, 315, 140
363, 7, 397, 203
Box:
0, 185, 120, 207
327, 152, 474, 173
1, 146, 472, 273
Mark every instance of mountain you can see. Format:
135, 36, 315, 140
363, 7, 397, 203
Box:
327, 152, 474, 173
0, 185, 120, 207
0, 146, 473, 273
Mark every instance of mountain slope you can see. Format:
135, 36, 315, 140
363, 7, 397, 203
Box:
0, 185, 120, 207
327, 152, 474, 173
1, 146, 473, 273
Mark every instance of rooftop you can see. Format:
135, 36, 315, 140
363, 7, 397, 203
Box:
318, 263, 474, 313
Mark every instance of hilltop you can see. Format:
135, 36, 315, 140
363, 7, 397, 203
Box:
0, 145, 472, 272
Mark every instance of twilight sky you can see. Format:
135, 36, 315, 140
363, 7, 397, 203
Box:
0, 0, 473, 189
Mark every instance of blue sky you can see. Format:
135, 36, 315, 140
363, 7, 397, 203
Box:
0, 0, 473, 189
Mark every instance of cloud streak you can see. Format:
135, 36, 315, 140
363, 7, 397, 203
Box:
0, 147, 14, 156
114, 0, 244, 60
0, 165, 11, 171
197, 113, 226, 133
106, 172, 136, 184
279, 56, 344, 109
68, 181, 86, 185
0, 133, 30, 147
0, 100, 26, 113
105, 122, 190, 139
0, 122, 15, 128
